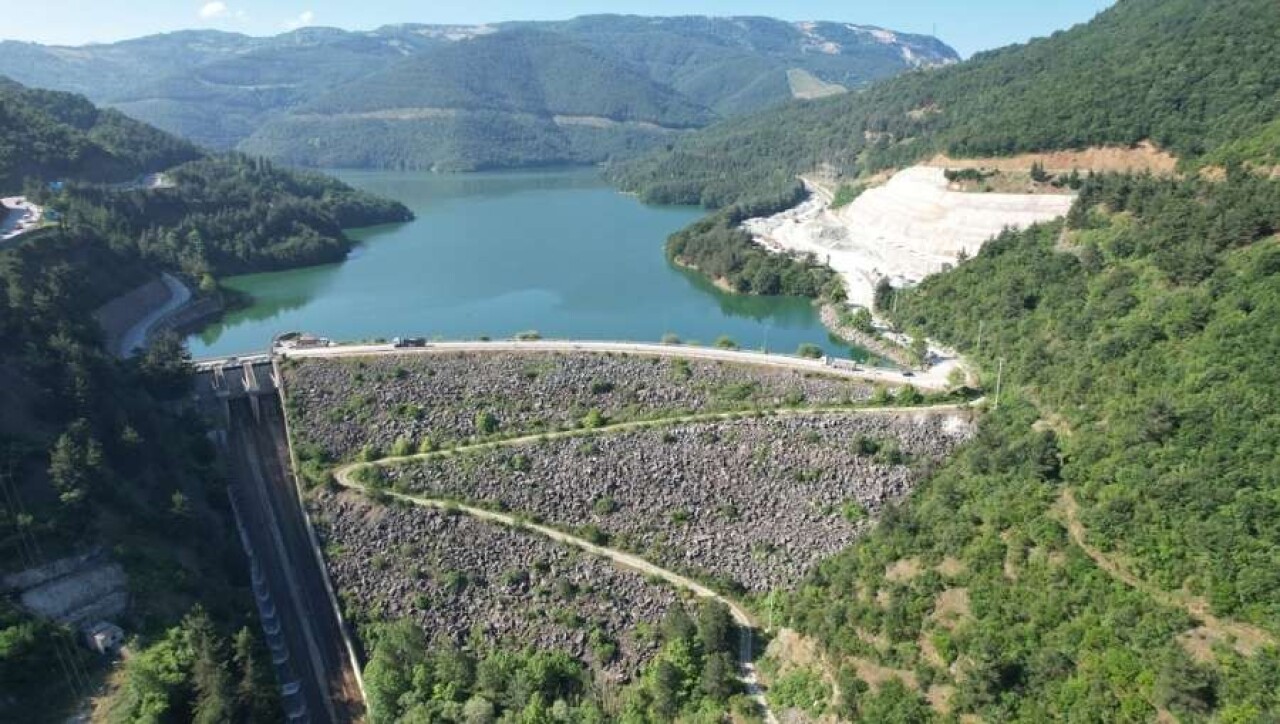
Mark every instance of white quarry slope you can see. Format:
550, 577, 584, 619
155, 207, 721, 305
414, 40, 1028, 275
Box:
743, 166, 1076, 308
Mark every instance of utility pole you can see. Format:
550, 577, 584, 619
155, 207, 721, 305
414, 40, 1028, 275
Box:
994, 357, 1006, 410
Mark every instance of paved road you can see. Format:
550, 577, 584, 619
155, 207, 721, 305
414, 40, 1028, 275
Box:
117, 272, 191, 358
278, 339, 955, 391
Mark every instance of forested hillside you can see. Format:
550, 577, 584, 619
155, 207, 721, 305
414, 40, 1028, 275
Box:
239, 30, 714, 171
0, 16, 956, 166
512, 15, 956, 117
612, 0, 1280, 208
773, 170, 1280, 721
52, 155, 412, 275
0, 80, 199, 191
0, 84, 409, 719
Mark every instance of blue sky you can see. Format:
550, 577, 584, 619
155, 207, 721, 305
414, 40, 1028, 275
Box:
9, 1, 1114, 57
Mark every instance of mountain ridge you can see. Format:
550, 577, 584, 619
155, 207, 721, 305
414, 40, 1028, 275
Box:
0, 15, 958, 168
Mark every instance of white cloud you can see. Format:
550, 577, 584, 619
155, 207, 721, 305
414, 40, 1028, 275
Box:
198, 1, 228, 19
284, 10, 315, 30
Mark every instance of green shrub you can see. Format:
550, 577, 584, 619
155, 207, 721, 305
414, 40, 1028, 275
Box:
474, 411, 500, 435
796, 343, 824, 359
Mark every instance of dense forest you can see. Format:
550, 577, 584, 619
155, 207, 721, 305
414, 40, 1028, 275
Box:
0, 225, 282, 719
776, 173, 1280, 720
612, 0, 1280, 208
0, 84, 409, 719
666, 190, 846, 300
0, 79, 200, 191
44, 155, 412, 276
596, 2, 1280, 718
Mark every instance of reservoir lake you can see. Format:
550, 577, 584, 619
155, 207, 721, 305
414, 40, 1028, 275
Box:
188, 168, 859, 359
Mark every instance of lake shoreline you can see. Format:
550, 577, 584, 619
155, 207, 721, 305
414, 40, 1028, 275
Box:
188, 168, 862, 359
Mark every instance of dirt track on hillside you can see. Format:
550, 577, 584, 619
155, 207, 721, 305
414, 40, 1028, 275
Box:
925, 142, 1178, 174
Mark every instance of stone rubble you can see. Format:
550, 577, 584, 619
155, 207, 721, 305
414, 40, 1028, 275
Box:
389, 412, 973, 592
284, 352, 877, 460
313, 491, 679, 680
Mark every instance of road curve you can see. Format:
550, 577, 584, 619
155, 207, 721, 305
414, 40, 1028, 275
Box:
118, 272, 191, 358
277, 338, 955, 391
333, 467, 779, 723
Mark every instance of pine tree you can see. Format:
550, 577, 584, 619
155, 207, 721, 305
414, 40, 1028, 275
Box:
232, 627, 278, 723
185, 608, 234, 724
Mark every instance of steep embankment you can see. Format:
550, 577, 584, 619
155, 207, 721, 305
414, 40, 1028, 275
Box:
608, 0, 1280, 317
744, 168, 1075, 307
779, 173, 1280, 721
0, 82, 411, 721
604, 1, 1280, 719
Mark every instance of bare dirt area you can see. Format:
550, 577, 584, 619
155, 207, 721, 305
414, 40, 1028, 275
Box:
312, 490, 679, 680
744, 166, 1075, 308
283, 352, 877, 461
930, 587, 972, 630
924, 141, 1179, 175
379, 412, 973, 592
787, 68, 847, 100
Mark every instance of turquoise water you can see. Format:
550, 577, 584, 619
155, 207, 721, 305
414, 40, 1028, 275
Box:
188, 168, 856, 359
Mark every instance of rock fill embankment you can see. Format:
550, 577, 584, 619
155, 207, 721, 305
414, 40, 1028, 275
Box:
285, 352, 876, 460
387, 412, 974, 591
314, 491, 677, 679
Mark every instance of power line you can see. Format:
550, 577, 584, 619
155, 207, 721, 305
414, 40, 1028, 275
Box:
1, 443, 95, 698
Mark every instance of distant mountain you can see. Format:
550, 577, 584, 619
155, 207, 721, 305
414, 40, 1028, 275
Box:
0, 16, 957, 169
509, 16, 957, 117
239, 30, 717, 171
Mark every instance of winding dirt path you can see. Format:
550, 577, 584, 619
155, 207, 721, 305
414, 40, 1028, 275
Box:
326, 396, 978, 720
333, 473, 779, 722
1057, 489, 1274, 655
347, 399, 979, 472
